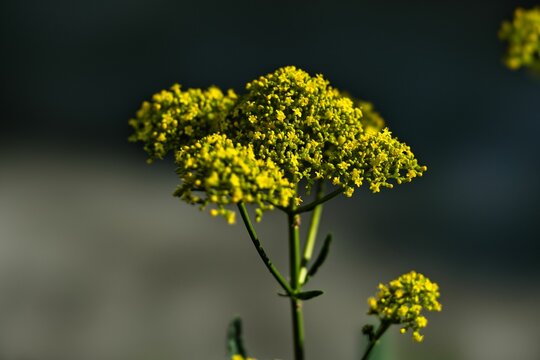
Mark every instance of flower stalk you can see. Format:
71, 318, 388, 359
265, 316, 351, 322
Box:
237, 203, 293, 297
361, 321, 391, 360
288, 209, 304, 360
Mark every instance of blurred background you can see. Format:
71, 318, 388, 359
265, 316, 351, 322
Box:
1, 0, 539, 359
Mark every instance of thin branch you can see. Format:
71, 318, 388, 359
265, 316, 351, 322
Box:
237, 203, 294, 296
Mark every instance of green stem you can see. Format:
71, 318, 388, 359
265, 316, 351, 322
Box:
361, 321, 391, 360
291, 297, 304, 360
293, 188, 344, 214
237, 203, 294, 296
288, 210, 304, 360
299, 182, 324, 285
288, 211, 301, 290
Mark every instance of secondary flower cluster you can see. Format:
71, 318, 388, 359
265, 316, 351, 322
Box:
174, 134, 295, 224
499, 7, 540, 70
129, 66, 426, 222
367, 271, 442, 342
128, 85, 237, 161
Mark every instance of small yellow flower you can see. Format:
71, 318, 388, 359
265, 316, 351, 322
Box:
416, 315, 428, 328
413, 331, 424, 343
205, 172, 220, 188
397, 305, 409, 317
276, 110, 286, 121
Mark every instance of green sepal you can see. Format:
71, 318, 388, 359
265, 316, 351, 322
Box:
227, 316, 247, 357
307, 234, 333, 280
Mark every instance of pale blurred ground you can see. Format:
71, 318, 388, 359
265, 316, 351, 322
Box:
0, 147, 539, 360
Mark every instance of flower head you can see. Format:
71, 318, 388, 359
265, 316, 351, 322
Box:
129, 66, 427, 222
499, 7, 540, 70
174, 133, 295, 223
229, 66, 363, 187
229, 66, 426, 196
128, 84, 237, 161
367, 271, 442, 342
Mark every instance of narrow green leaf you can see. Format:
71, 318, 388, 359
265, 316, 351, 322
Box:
307, 234, 333, 279
227, 316, 247, 357
296, 290, 324, 300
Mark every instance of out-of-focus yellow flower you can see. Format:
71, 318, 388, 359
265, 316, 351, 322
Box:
499, 7, 540, 70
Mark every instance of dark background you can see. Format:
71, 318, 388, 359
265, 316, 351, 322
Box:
1, 1, 539, 359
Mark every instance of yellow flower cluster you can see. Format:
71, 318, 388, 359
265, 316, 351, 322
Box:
347, 129, 426, 194
499, 7, 540, 70
367, 271, 442, 342
174, 134, 295, 223
230, 66, 426, 197
128, 84, 237, 161
129, 66, 427, 222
